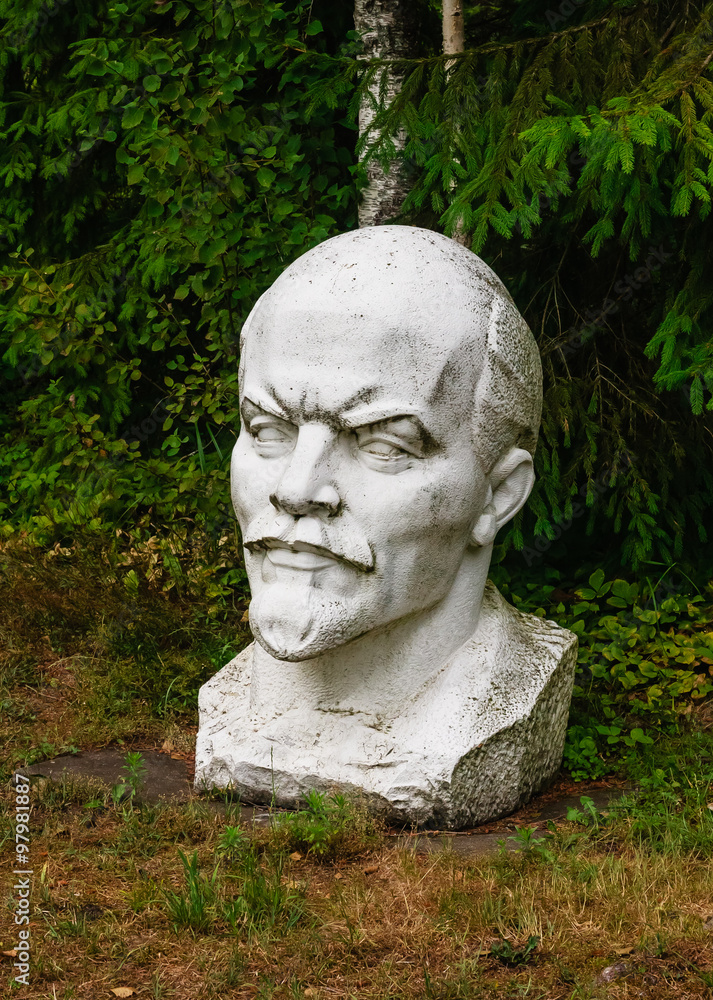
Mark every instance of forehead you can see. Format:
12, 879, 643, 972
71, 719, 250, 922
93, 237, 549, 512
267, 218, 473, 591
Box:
240, 235, 494, 422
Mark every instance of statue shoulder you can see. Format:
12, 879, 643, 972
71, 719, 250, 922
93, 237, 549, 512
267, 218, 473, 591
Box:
197, 642, 254, 716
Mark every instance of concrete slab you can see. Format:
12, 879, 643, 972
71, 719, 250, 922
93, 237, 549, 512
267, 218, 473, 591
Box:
26, 749, 191, 804
25, 750, 633, 856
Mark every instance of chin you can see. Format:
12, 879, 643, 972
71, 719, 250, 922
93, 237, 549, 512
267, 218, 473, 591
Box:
248, 583, 372, 661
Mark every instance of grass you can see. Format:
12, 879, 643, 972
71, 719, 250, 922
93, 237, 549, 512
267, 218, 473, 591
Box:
0, 535, 250, 779
2, 736, 713, 999
269, 789, 383, 861
2, 536, 713, 997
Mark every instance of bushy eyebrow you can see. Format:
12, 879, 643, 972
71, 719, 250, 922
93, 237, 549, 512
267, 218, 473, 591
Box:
241, 395, 439, 452
241, 396, 289, 422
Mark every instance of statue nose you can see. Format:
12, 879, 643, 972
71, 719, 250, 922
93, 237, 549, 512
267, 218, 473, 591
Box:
270, 426, 342, 518
269, 484, 341, 518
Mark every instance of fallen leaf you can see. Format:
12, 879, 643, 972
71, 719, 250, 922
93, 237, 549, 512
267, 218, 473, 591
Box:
289, 851, 302, 861
240, 608, 250, 623
170, 753, 182, 760
334, 872, 344, 880
304, 990, 314, 997
1, 950, 17, 958
613, 946, 635, 956
110, 989, 136, 998
363, 864, 379, 875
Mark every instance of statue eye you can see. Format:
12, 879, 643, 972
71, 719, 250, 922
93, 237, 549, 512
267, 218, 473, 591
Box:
247, 417, 295, 454
359, 438, 409, 459
252, 424, 290, 443
354, 418, 428, 466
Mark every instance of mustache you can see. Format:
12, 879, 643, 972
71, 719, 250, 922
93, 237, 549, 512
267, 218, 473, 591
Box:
242, 511, 375, 572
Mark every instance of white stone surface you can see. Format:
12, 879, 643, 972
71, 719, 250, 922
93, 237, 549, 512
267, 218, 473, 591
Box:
195, 225, 577, 827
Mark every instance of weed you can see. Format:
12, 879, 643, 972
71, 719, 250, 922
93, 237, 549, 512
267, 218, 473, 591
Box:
217, 824, 249, 863
490, 935, 540, 966
223, 846, 306, 937
565, 796, 603, 828
162, 848, 220, 933
270, 789, 380, 860
124, 873, 162, 914
508, 825, 548, 853
111, 750, 148, 810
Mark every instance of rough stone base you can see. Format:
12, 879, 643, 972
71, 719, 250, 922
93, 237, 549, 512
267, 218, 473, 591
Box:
195, 583, 577, 829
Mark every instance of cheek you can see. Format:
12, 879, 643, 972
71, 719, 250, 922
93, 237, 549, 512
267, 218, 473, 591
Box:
349, 462, 482, 546
231, 438, 279, 523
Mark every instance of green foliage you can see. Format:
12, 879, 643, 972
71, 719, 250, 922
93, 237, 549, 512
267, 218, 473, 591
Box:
565, 795, 604, 828
161, 833, 305, 938
0, 0, 355, 584
271, 789, 380, 861
507, 824, 549, 855
1, 0, 712, 575
621, 732, 713, 854
217, 824, 250, 864
359, 1, 713, 568
110, 750, 148, 809
506, 568, 713, 779
554, 732, 713, 856
162, 848, 220, 933
489, 935, 540, 966
222, 842, 306, 937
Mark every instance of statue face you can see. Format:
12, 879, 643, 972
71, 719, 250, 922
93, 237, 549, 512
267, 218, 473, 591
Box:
232, 249, 494, 662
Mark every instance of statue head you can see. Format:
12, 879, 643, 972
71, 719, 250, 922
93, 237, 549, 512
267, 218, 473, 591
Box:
231, 226, 542, 662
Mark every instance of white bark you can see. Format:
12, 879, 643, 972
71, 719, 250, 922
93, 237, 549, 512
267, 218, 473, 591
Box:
443, 0, 465, 56
355, 0, 416, 228
442, 0, 468, 245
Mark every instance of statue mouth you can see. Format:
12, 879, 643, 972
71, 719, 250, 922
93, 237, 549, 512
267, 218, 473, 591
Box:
247, 538, 372, 573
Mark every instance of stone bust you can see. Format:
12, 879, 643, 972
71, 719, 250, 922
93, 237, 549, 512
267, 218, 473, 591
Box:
196, 226, 577, 828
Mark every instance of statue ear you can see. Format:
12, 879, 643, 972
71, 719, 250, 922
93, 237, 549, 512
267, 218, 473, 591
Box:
470, 448, 535, 548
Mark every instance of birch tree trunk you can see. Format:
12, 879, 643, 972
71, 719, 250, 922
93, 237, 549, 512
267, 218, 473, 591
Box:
354, 0, 417, 228
442, 0, 468, 244
442, 0, 465, 57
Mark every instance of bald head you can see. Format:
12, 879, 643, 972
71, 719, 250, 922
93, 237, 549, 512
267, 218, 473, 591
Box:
240, 226, 542, 473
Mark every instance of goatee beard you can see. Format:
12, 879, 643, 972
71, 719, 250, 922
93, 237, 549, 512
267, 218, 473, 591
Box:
249, 582, 367, 661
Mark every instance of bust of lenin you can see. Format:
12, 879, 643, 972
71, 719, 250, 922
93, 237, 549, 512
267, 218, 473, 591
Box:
195, 226, 577, 828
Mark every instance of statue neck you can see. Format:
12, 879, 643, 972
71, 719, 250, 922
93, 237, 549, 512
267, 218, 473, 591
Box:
249, 546, 492, 722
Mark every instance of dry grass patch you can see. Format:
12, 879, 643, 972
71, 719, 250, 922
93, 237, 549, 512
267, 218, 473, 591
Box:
3, 786, 713, 998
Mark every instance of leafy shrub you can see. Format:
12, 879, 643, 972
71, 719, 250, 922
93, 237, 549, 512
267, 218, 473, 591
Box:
507, 569, 713, 779
0, 0, 355, 593
2, 1, 713, 576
